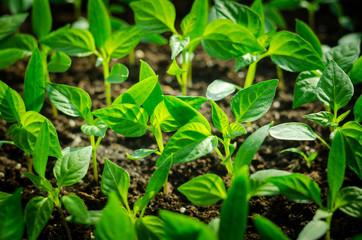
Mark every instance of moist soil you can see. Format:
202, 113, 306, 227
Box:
1, 1, 362, 239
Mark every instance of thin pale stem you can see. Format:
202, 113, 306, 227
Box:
128, 49, 136, 66
276, 65, 285, 92
244, 62, 257, 89
316, 135, 331, 149
102, 60, 112, 106
90, 135, 98, 183
26, 153, 33, 174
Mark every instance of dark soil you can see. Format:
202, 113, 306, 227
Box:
1, 0, 361, 239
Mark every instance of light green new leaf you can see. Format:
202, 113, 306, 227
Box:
235, 53, 261, 71
231, 79, 278, 123
81, 118, 108, 138
268, 31, 325, 72
202, 19, 265, 59
348, 56, 362, 84
25, 196, 53, 240
126, 148, 157, 160
296, 19, 323, 57
139, 59, 156, 81
93, 104, 149, 137
210, 99, 229, 134
0, 13, 28, 40
32, 0, 52, 38
249, 169, 291, 197
0, 48, 30, 70
304, 111, 335, 127
0, 80, 26, 123
0, 188, 24, 240
101, 158, 130, 206
176, 96, 208, 110
354, 94, 362, 122
316, 60, 354, 111
53, 146, 92, 187
224, 122, 246, 139
254, 215, 290, 240
136, 216, 165, 240
33, 121, 50, 179
24, 47, 45, 112
47, 51, 71, 73
297, 220, 328, 240
180, 0, 208, 40
206, 79, 236, 101
88, 0, 111, 48
105, 63, 129, 84
12, 111, 62, 158
40, 28, 96, 57
293, 71, 320, 108
130, 0, 177, 34
334, 186, 362, 218
169, 34, 190, 59
150, 101, 179, 132
23, 172, 53, 193
155, 122, 217, 166
267, 173, 322, 205
167, 58, 186, 76
178, 174, 227, 206
269, 122, 316, 141
0, 33, 37, 53
46, 82, 93, 124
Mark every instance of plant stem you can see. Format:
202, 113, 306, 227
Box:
153, 125, 169, 194
316, 135, 331, 149
128, 49, 136, 66
73, 0, 82, 19
326, 214, 333, 240
102, 59, 112, 106
90, 135, 98, 183
276, 65, 285, 92
58, 206, 72, 240
26, 153, 33, 174
181, 51, 188, 96
244, 62, 257, 88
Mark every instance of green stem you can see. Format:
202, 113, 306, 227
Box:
244, 62, 257, 89
74, 0, 82, 19
26, 153, 33, 174
102, 59, 112, 106
128, 49, 136, 66
316, 135, 331, 149
90, 135, 99, 183
326, 214, 333, 240
181, 51, 188, 96
152, 125, 168, 194
58, 206, 73, 240
308, 8, 316, 31
276, 65, 285, 92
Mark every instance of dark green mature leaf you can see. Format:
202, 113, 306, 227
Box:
169, 35, 190, 59
316, 60, 354, 111
219, 166, 249, 240
105, 25, 142, 58
0, 48, 30, 70
0, 13, 28, 40
234, 123, 271, 172
81, 118, 108, 138
269, 122, 316, 141
88, 0, 111, 48
202, 19, 265, 59
253, 215, 289, 240
231, 79, 278, 123
12, 111, 62, 158
0, 80, 26, 123
304, 111, 335, 127
180, 0, 208, 40
334, 186, 362, 218
354, 95, 362, 122
53, 146, 92, 187
23, 172, 53, 193
48, 51, 71, 72
214, 0, 263, 37
101, 158, 130, 206
268, 31, 325, 72
0, 33, 37, 53
24, 48, 45, 112
40, 28, 96, 57
32, 0, 52, 38
249, 169, 291, 197
267, 173, 322, 205
62, 194, 101, 225
155, 122, 217, 166
295, 19, 323, 57
25, 196, 53, 240
206, 80, 236, 101
0, 192, 11, 204
297, 220, 328, 240
46, 82, 93, 124
33, 121, 50, 179
136, 216, 165, 240
93, 104, 149, 137
178, 174, 227, 206
130, 0, 177, 34
0, 188, 24, 240
210, 99, 229, 134
95, 193, 136, 240
348, 56, 362, 84
293, 71, 320, 108
159, 210, 217, 240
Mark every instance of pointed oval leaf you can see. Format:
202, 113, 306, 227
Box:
297, 220, 328, 240
32, 0, 52, 38
210, 99, 229, 134
269, 122, 317, 141
348, 56, 362, 84
296, 19, 323, 57
254, 215, 290, 240
354, 94, 362, 122
206, 79, 236, 101
304, 111, 335, 127
293, 71, 320, 109
170, 34, 190, 59
47, 51, 71, 73
250, 169, 291, 197
105, 63, 129, 84
81, 118, 108, 138
126, 148, 157, 160
0, 48, 30, 70
33, 120, 50, 179
0, 33, 37, 53
88, 0, 111, 48
167, 58, 186, 76
136, 216, 165, 240
0, 13, 28, 40
0, 80, 26, 123
335, 186, 362, 218
180, 0, 208, 40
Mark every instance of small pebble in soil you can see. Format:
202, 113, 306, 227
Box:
0, 172, 4, 178
78, 179, 84, 185
135, 49, 145, 59
180, 207, 186, 214
273, 101, 281, 108
69, 119, 76, 128
237, 71, 245, 78
15, 163, 21, 170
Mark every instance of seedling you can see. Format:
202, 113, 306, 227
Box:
280, 147, 317, 168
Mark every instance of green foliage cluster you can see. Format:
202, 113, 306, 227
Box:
0, 0, 361, 239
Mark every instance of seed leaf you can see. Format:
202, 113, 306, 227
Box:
297, 220, 328, 240
47, 51, 71, 73
269, 122, 316, 141
0, 33, 37, 53
0, 48, 31, 70
105, 63, 129, 84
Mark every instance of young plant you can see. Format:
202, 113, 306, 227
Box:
280, 147, 317, 168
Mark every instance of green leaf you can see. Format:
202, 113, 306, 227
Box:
210, 99, 229, 134
348, 56, 362, 84
25, 196, 53, 240
253, 215, 290, 240
295, 19, 323, 57
0, 13, 28, 40
224, 122, 246, 139
297, 220, 328, 240
139, 59, 156, 81
169, 35, 190, 59
206, 79, 236, 101
249, 169, 291, 197
47, 51, 72, 72
105, 63, 129, 84
304, 111, 335, 127
0, 188, 24, 240
93, 104, 149, 137
219, 166, 249, 240
0, 33, 37, 53
202, 19, 265, 59
0, 80, 26, 123
24, 47, 45, 112
53, 146, 92, 187
231, 79, 278, 122
268, 31, 325, 72
62, 194, 101, 225
136, 216, 165, 240
176, 96, 208, 111
0, 48, 30, 70
235, 53, 260, 71
46, 82, 93, 124
32, 0, 52, 38
150, 101, 179, 132
354, 94, 362, 122
167, 58, 186, 76
234, 123, 271, 171
101, 158, 130, 207
316, 60, 354, 111
81, 118, 108, 138
334, 186, 362, 218
159, 210, 217, 240
95, 193, 136, 240
155, 122, 217, 166
12, 111, 62, 158
33, 121, 50, 179
105, 25, 142, 58
88, 0, 111, 48
215, 0, 263, 37
180, 0, 208, 40
126, 148, 157, 160
0, 192, 11, 204
40, 28, 96, 57
130, 0, 177, 34
269, 122, 317, 141
23, 172, 53, 193
293, 71, 320, 108
267, 173, 322, 205
178, 174, 227, 206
